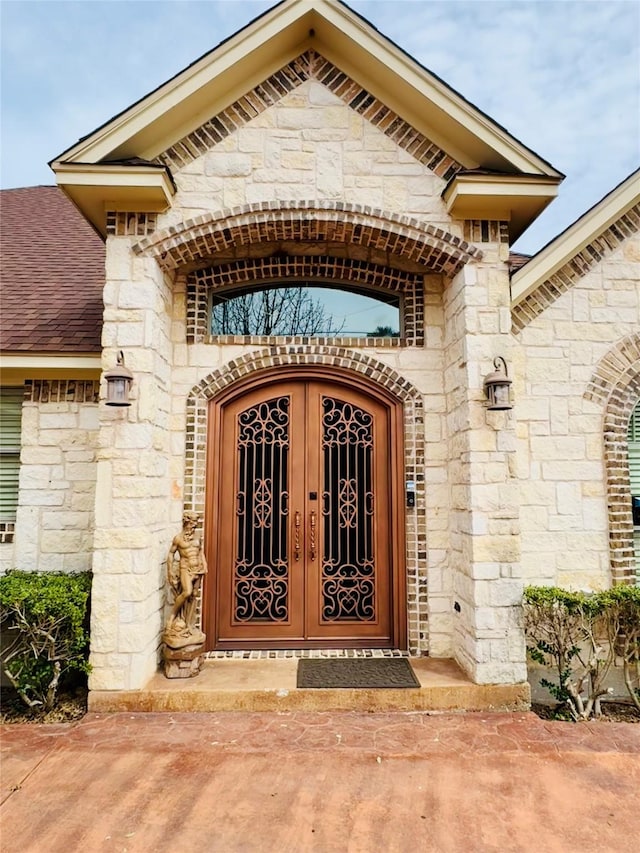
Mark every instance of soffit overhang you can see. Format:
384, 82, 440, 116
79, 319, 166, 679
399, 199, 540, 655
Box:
511, 168, 640, 305
50, 0, 562, 234
443, 173, 563, 243
53, 163, 175, 236
0, 354, 102, 382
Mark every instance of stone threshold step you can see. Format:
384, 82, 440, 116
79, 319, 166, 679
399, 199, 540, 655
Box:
89, 658, 530, 714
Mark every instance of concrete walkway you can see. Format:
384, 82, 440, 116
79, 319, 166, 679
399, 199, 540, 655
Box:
1, 711, 639, 853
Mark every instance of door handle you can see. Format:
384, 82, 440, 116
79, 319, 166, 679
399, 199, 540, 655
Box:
294, 511, 301, 561
309, 510, 316, 561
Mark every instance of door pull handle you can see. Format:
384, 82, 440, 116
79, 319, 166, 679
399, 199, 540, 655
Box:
310, 510, 316, 561
294, 511, 301, 561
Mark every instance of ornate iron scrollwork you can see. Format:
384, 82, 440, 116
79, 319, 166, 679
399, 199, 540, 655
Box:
234, 396, 290, 622
321, 397, 376, 621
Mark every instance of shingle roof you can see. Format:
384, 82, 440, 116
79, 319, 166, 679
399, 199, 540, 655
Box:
508, 251, 531, 273
0, 186, 104, 353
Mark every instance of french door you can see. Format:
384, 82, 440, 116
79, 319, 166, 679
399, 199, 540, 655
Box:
206, 378, 398, 648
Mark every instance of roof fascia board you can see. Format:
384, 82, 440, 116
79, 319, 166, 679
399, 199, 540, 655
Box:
512, 170, 640, 304
126, 42, 310, 162
51, 0, 314, 166
54, 163, 175, 233
54, 162, 175, 195
51, 0, 561, 179
443, 173, 561, 241
313, 1, 562, 177
0, 355, 102, 374
444, 173, 562, 201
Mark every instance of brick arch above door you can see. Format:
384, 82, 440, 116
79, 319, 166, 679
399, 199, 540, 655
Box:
132, 200, 482, 276
183, 345, 429, 654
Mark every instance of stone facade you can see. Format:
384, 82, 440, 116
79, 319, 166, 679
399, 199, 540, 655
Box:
0, 380, 99, 573
85, 67, 536, 691
155, 75, 456, 232
6, 15, 638, 698
515, 235, 640, 588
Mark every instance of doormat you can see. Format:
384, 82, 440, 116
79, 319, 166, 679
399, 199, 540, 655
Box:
297, 658, 420, 689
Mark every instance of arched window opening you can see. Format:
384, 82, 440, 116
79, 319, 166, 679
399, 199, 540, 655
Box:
210, 284, 401, 338
628, 399, 640, 583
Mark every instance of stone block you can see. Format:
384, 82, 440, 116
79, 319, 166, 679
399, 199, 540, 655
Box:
35, 554, 64, 571
40, 530, 87, 554
65, 461, 97, 481
93, 528, 151, 550
21, 446, 63, 465
489, 580, 524, 607
18, 489, 65, 507
119, 621, 159, 653
115, 322, 145, 347
41, 511, 89, 530
19, 466, 55, 490
90, 578, 120, 653
541, 461, 603, 481
38, 413, 78, 430
473, 661, 527, 685
62, 553, 93, 572
105, 238, 133, 281
114, 423, 154, 450
88, 666, 127, 692
204, 153, 252, 177
316, 142, 343, 198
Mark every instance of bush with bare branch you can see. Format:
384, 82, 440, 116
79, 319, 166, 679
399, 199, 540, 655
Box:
0, 571, 91, 712
524, 585, 640, 720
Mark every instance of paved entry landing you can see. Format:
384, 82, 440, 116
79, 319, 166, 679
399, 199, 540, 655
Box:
2, 711, 639, 853
88, 657, 530, 713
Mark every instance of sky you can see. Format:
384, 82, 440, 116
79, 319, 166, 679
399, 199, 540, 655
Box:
1, 0, 638, 255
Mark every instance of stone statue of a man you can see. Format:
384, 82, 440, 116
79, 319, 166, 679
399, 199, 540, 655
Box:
163, 511, 207, 650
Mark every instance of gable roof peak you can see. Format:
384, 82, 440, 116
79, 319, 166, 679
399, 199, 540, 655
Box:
50, 0, 562, 236
51, 0, 560, 179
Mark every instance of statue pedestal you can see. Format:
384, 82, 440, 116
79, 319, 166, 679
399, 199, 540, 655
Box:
162, 641, 206, 679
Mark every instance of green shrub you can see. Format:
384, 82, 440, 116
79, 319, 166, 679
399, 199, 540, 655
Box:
0, 571, 92, 712
524, 584, 640, 720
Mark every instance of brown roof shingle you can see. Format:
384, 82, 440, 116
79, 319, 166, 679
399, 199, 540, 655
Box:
0, 186, 104, 353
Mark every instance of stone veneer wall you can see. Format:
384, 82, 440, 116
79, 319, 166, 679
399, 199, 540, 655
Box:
89, 247, 175, 692
443, 226, 526, 684
9, 381, 99, 573
154, 50, 462, 184
512, 205, 640, 332
152, 77, 458, 233
515, 233, 640, 588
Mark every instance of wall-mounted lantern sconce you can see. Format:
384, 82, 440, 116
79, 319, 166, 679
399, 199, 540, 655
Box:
104, 351, 134, 407
484, 356, 513, 411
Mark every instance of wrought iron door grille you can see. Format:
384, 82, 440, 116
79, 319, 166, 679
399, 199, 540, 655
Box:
234, 397, 290, 622
321, 397, 375, 621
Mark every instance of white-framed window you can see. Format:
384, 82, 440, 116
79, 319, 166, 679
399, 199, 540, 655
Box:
628, 399, 640, 583
0, 386, 23, 525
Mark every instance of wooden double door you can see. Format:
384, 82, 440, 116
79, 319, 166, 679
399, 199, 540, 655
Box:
205, 376, 403, 649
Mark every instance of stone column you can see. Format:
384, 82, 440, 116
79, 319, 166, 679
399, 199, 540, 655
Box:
443, 222, 525, 684
89, 233, 175, 692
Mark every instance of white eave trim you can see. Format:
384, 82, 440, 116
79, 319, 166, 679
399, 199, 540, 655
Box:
0, 355, 102, 371
51, 0, 316, 165
512, 169, 640, 305
53, 162, 175, 196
